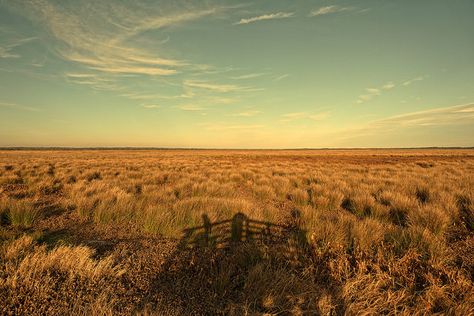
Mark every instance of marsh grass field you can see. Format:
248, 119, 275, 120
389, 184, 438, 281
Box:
0, 149, 473, 315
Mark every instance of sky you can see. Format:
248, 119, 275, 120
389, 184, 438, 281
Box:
0, 0, 473, 148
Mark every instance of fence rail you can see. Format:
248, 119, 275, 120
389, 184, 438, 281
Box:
179, 212, 305, 250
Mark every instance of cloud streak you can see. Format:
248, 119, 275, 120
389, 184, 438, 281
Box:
357, 87, 381, 104
235, 12, 294, 25
231, 73, 265, 80
0, 36, 37, 58
231, 110, 262, 117
184, 80, 250, 93
310, 6, 352, 17
10, 0, 222, 76
64, 72, 122, 91
0, 101, 40, 112
331, 103, 474, 141
176, 104, 205, 112
201, 123, 264, 131
280, 111, 330, 122
357, 76, 425, 104
142, 104, 161, 109
0, 46, 19, 58
5, 0, 267, 105
376, 103, 474, 127
273, 74, 289, 81
338, 103, 474, 141
402, 76, 426, 86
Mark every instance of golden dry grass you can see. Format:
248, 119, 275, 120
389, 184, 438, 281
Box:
0, 149, 473, 315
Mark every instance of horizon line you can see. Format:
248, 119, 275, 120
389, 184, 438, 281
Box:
1, 146, 473, 151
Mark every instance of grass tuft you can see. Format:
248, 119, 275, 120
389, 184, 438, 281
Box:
5, 200, 40, 227
4, 165, 14, 171
456, 194, 473, 231
415, 186, 430, 204
86, 171, 102, 182
66, 175, 77, 184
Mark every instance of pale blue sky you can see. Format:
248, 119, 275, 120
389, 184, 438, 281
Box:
0, 0, 473, 148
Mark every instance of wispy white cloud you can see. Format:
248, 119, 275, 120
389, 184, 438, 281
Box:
0, 101, 40, 112
357, 87, 381, 104
356, 8, 372, 14
141, 104, 161, 109
273, 74, 289, 81
231, 110, 262, 117
64, 72, 122, 91
382, 82, 395, 90
0, 47, 19, 58
455, 106, 474, 113
281, 112, 307, 120
235, 12, 294, 25
201, 123, 264, 131
6, 1, 268, 107
192, 64, 238, 75
9, 1, 223, 76
308, 112, 330, 121
65, 73, 97, 79
176, 104, 205, 112
122, 91, 236, 106
0, 36, 37, 58
377, 103, 474, 127
402, 76, 426, 86
310, 6, 352, 17
357, 77, 425, 104
338, 103, 474, 140
184, 80, 246, 93
208, 97, 237, 105
231, 73, 265, 80
121, 92, 192, 101
280, 111, 330, 122
30, 55, 47, 68
366, 88, 381, 95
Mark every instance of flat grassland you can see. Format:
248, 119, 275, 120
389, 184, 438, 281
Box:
1, 149, 473, 315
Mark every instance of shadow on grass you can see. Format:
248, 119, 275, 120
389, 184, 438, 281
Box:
144, 211, 345, 315
38, 228, 74, 248
179, 211, 307, 251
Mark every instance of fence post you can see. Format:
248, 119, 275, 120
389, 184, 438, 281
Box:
202, 214, 211, 246
231, 212, 246, 243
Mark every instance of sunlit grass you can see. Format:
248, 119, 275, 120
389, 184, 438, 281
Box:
0, 149, 473, 314
1, 199, 40, 227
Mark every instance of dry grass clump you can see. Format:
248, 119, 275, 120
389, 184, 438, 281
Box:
252, 184, 275, 200
287, 188, 310, 206
408, 206, 450, 236
456, 192, 474, 231
388, 201, 412, 227
0, 235, 123, 315
342, 249, 473, 314
415, 185, 431, 204
66, 175, 77, 184
0, 198, 40, 227
86, 171, 102, 182
341, 193, 376, 218
0, 175, 24, 185
0, 149, 473, 314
